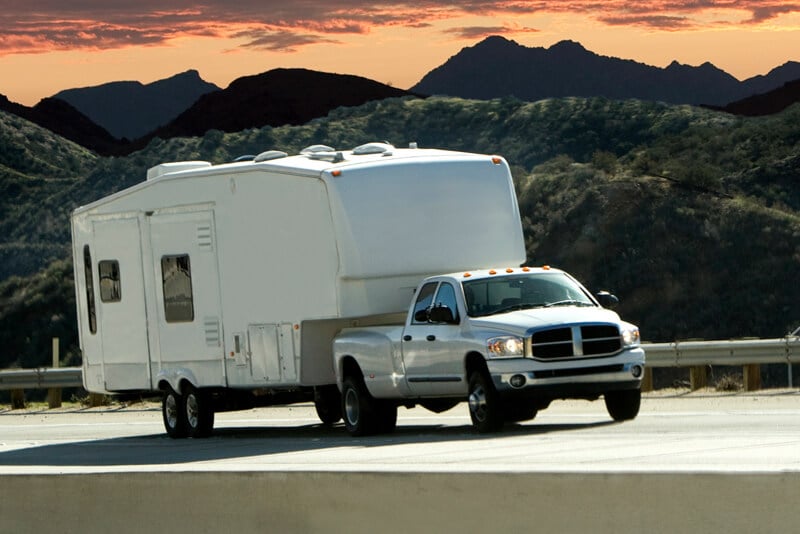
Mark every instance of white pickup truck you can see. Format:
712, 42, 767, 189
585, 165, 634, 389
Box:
333, 266, 645, 435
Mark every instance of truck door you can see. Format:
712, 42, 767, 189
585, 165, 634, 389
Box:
402, 281, 466, 396
91, 215, 151, 391
148, 209, 225, 386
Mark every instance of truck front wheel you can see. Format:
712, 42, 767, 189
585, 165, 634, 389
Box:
162, 388, 188, 439
468, 371, 504, 433
604, 389, 641, 421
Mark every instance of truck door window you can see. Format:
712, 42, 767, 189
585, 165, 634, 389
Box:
83, 245, 97, 334
432, 282, 459, 323
412, 282, 438, 324
161, 255, 195, 323
98, 260, 121, 303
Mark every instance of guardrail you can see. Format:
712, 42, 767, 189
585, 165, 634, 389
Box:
0, 367, 83, 409
0, 367, 83, 390
2, 335, 798, 408
643, 335, 800, 391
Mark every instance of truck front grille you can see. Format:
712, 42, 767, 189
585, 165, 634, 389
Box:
530, 324, 622, 360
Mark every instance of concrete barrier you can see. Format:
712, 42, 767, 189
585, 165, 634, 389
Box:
1, 471, 798, 533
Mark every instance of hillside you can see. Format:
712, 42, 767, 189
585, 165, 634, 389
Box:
54, 70, 220, 140
143, 68, 416, 141
412, 36, 800, 106
0, 97, 798, 368
713, 78, 800, 116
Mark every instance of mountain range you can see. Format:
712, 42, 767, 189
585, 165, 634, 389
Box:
412, 36, 800, 106
1, 35, 800, 158
53, 70, 220, 140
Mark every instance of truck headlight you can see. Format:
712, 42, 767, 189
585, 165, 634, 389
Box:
487, 336, 525, 358
621, 326, 641, 348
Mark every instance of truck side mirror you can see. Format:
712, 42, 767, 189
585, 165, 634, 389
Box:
414, 309, 430, 323
595, 291, 619, 309
429, 304, 456, 324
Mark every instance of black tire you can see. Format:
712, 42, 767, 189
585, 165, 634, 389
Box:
605, 389, 641, 421
468, 371, 504, 433
342, 375, 380, 436
374, 401, 398, 434
162, 388, 188, 439
184, 385, 215, 438
314, 385, 343, 424
503, 402, 538, 423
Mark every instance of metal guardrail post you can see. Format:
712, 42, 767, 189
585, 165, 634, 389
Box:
47, 338, 62, 409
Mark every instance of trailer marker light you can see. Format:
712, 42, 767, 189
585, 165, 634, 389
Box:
492, 157, 502, 165
331, 170, 342, 177
294, 324, 299, 330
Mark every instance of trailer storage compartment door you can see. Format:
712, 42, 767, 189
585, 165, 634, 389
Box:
247, 323, 298, 384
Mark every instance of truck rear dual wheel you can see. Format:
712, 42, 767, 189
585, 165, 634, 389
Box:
342, 375, 397, 436
314, 385, 343, 424
604, 389, 641, 421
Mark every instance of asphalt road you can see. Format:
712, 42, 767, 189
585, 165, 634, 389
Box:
1, 389, 799, 474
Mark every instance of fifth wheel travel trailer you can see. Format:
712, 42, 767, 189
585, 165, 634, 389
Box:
71, 142, 526, 437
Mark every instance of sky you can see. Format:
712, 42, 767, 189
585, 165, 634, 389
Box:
2, 1, 800, 106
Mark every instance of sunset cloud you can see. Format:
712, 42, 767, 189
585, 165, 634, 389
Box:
1, 1, 799, 55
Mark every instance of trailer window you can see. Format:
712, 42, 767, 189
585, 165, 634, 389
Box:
98, 260, 121, 303
161, 255, 194, 323
83, 245, 97, 334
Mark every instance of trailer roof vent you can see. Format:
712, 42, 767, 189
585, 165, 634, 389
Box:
308, 151, 345, 163
300, 144, 335, 154
147, 161, 211, 181
254, 150, 288, 163
352, 142, 394, 155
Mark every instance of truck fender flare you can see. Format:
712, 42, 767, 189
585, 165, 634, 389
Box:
156, 368, 199, 395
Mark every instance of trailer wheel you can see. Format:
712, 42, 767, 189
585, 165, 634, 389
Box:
184, 385, 215, 438
468, 371, 504, 433
604, 389, 641, 421
342, 375, 379, 436
314, 385, 343, 424
162, 388, 188, 439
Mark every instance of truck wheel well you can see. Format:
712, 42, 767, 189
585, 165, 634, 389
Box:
341, 356, 363, 381
465, 352, 488, 377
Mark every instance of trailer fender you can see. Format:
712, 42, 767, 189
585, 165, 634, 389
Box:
156, 368, 200, 395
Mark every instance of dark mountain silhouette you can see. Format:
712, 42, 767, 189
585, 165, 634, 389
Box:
145, 68, 416, 141
711, 78, 800, 116
53, 70, 220, 140
411, 36, 800, 106
0, 94, 124, 154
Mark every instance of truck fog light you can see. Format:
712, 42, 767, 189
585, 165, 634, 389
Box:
510, 374, 527, 388
631, 365, 643, 378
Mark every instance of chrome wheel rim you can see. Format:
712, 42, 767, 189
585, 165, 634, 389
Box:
469, 385, 487, 422
344, 388, 359, 426
165, 393, 179, 429
186, 393, 199, 429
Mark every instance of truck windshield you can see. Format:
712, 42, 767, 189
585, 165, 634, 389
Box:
463, 272, 595, 317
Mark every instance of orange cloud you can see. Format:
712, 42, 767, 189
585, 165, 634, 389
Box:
1, 1, 799, 56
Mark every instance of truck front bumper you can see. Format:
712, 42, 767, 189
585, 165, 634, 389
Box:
488, 347, 646, 398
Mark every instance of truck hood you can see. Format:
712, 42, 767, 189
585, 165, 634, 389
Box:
468, 306, 624, 335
